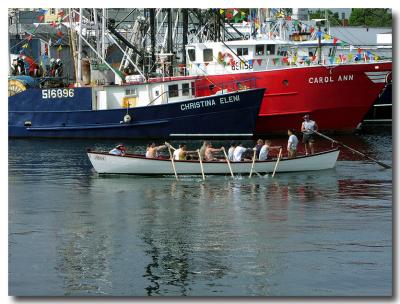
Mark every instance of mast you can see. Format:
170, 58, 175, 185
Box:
318, 26, 322, 64
167, 9, 173, 75
182, 9, 188, 65
77, 8, 83, 84
150, 8, 156, 73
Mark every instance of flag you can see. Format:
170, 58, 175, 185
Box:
57, 45, 62, 52
56, 30, 63, 37
324, 33, 330, 40
233, 9, 238, 17
256, 59, 262, 65
348, 54, 353, 61
50, 21, 57, 27
357, 48, 362, 53
310, 27, 314, 33
38, 15, 44, 22
333, 37, 338, 45
56, 38, 62, 44
349, 45, 354, 52
219, 9, 224, 14
22, 43, 29, 48
316, 31, 322, 38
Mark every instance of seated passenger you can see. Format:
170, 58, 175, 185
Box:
109, 144, 126, 156
146, 142, 166, 158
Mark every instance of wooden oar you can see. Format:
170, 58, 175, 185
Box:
313, 131, 391, 169
272, 148, 282, 178
166, 144, 179, 180
197, 149, 205, 180
249, 148, 257, 178
222, 147, 234, 178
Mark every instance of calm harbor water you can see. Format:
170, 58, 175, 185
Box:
8, 128, 392, 296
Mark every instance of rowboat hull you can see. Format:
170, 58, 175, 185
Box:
87, 149, 340, 175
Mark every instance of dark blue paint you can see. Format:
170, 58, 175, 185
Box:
9, 87, 265, 138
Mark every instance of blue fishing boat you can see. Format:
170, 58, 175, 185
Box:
8, 76, 265, 138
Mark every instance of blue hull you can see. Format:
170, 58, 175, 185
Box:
9, 87, 264, 138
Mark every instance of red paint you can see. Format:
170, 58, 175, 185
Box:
195, 62, 392, 134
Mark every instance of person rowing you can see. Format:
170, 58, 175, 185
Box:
172, 143, 196, 160
146, 142, 167, 158
204, 142, 224, 161
233, 143, 252, 161
259, 140, 282, 161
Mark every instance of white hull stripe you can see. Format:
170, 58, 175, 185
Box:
365, 71, 390, 83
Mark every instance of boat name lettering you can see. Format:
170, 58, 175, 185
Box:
219, 94, 240, 104
42, 89, 75, 99
94, 155, 105, 161
308, 74, 354, 84
180, 99, 216, 111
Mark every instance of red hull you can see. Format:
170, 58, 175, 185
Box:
195, 62, 392, 134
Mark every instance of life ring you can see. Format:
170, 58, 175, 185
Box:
217, 52, 234, 65
123, 114, 132, 123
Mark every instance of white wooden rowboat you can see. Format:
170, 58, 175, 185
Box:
87, 149, 340, 175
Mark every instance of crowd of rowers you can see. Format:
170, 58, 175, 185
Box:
109, 114, 319, 162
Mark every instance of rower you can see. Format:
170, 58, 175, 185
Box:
146, 142, 167, 158
233, 143, 252, 161
173, 143, 196, 160
204, 142, 224, 161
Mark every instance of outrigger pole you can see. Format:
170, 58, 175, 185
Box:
313, 131, 391, 169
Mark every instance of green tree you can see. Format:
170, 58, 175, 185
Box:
349, 8, 392, 27
308, 9, 341, 25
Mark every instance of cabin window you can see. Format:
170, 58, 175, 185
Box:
125, 88, 137, 96
255, 45, 264, 56
237, 48, 248, 56
188, 49, 196, 61
203, 49, 213, 62
50, 8, 56, 15
168, 84, 179, 98
266, 44, 276, 55
182, 83, 190, 96
191, 82, 196, 96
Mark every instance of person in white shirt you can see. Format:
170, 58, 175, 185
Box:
301, 114, 318, 155
258, 140, 282, 161
233, 143, 249, 162
228, 142, 236, 161
109, 144, 126, 156
287, 129, 298, 158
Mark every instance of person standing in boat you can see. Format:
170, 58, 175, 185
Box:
146, 142, 167, 158
204, 142, 224, 161
301, 114, 318, 155
109, 144, 126, 156
287, 129, 298, 158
